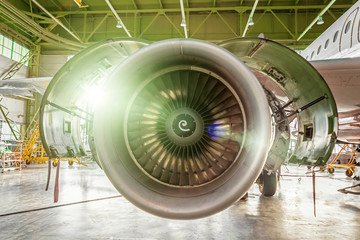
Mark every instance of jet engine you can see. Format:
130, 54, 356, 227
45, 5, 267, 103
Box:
39, 37, 337, 219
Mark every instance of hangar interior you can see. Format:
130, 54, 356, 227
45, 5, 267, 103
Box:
0, 0, 359, 239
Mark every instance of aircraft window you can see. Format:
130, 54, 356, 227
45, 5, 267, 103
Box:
317, 45, 321, 55
345, 20, 352, 34
311, 51, 314, 59
324, 39, 329, 49
333, 30, 339, 42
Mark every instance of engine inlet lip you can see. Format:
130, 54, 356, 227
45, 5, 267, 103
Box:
124, 65, 247, 190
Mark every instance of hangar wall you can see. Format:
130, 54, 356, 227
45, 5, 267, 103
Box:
39, 55, 68, 77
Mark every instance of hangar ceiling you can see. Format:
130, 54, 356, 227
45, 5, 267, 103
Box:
0, 0, 355, 54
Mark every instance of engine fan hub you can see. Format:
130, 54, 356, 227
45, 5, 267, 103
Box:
166, 108, 204, 146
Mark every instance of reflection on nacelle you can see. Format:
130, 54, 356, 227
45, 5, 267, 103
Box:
39, 37, 337, 219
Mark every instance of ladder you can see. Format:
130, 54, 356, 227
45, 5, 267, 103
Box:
16, 122, 39, 161
14, 108, 47, 163
1, 50, 32, 81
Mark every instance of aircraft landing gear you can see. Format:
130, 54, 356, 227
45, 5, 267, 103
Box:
259, 170, 278, 196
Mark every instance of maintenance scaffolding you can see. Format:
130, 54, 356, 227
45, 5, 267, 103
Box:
326, 144, 357, 177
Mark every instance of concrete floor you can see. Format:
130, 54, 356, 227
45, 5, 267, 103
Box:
0, 162, 359, 240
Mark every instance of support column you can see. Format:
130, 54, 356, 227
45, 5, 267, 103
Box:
25, 45, 41, 136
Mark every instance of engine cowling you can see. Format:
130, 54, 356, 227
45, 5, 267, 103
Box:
39, 37, 337, 219
93, 39, 272, 219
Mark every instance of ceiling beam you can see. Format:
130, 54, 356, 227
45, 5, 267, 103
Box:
22, 11, 53, 21
269, 10, 295, 39
139, 13, 160, 38
34, 22, 58, 44
215, 11, 237, 37
242, 0, 259, 37
28, 0, 34, 20
0, 23, 35, 47
247, 10, 267, 35
105, 0, 132, 37
48, 0, 63, 11
180, 0, 187, 38
31, 0, 83, 43
46, 5, 352, 16
85, 14, 109, 42
327, 9, 338, 20
131, 0, 138, 9
190, 11, 213, 38
163, 13, 184, 37
297, 0, 337, 40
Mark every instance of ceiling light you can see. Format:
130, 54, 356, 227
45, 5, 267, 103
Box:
180, 19, 186, 27
248, 17, 254, 26
317, 16, 324, 25
116, 20, 123, 28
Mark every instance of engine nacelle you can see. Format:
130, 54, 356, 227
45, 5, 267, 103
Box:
39, 38, 337, 219
93, 39, 271, 219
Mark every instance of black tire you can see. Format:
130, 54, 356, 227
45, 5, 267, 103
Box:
68, 160, 74, 166
25, 160, 31, 165
259, 170, 277, 196
52, 161, 58, 167
345, 168, 353, 177
328, 167, 335, 174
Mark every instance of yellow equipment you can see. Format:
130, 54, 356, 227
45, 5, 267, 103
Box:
14, 108, 82, 166
326, 144, 356, 177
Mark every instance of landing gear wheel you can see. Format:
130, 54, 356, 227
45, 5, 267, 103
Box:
25, 160, 31, 165
68, 160, 74, 166
259, 170, 277, 196
345, 168, 353, 177
328, 167, 335, 174
52, 161, 58, 167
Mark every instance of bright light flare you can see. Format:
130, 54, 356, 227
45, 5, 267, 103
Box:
83, 84, 105, 107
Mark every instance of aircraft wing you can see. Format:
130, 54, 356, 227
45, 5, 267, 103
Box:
0, 77, 51, 97
311, 57, 360, 111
